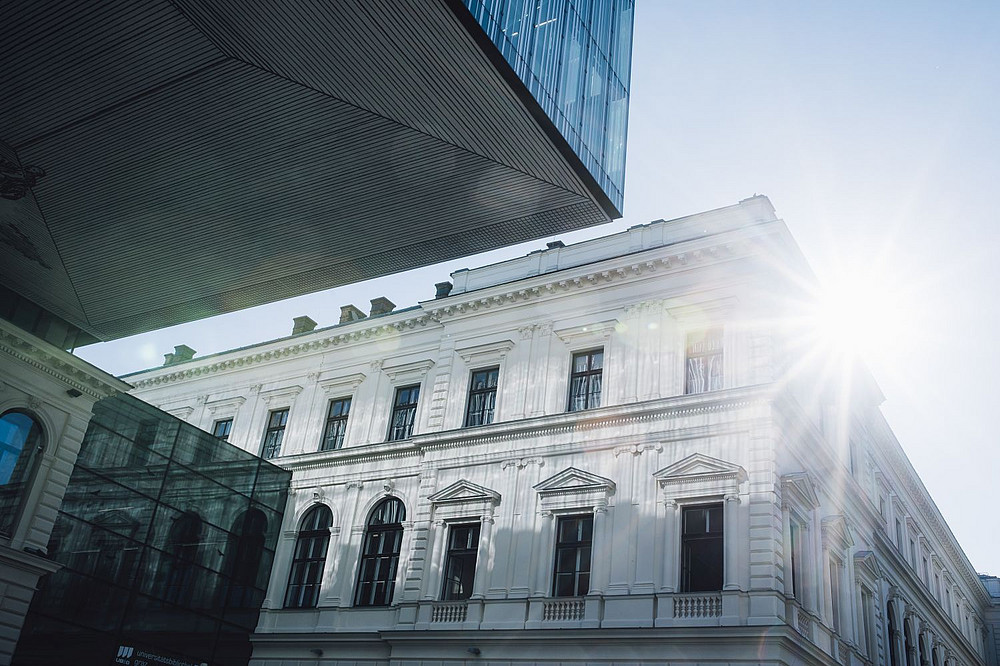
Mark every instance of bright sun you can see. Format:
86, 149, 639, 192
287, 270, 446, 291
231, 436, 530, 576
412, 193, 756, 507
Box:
806, 263, 920, 368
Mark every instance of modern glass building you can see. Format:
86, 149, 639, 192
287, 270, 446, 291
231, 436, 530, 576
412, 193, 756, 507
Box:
463, 0, 634, 211
13, 394, 291, 666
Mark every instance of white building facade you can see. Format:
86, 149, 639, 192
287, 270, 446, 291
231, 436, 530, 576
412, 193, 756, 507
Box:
127, 197, 992, 666
0, 321, 129, 663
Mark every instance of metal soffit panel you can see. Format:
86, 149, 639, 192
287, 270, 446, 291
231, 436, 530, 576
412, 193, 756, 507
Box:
0, 0, 609, 340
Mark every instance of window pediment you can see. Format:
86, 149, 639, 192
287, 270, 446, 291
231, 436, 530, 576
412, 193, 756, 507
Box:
822, 514, 855, 551
318, 372, 366, 394
653, 453, 746, 501
260, 385, 304, 405
429, 479, 500, 522
854, 550, 883, 582
428, 480, 501, 506
206, 395, 246, 416
455, 338, 514, 366
383, 359, 434, 382
534, 467, 615, 512
554, 319, 618, 348
781, 472, 820, 510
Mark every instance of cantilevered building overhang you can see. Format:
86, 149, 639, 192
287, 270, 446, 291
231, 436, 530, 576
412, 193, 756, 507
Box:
0, 0, 633, 342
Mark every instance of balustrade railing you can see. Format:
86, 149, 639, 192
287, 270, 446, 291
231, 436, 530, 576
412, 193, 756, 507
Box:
431, 601, 468, 623
542, 599, 585, 621
673, 593, 722, 618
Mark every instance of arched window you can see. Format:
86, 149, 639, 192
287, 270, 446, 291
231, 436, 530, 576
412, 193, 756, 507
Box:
0, 410, 45, 536
354, 497, 405, 607
221, 508, 268, 608
284, 505, 332, 608
162, 511, 203, 606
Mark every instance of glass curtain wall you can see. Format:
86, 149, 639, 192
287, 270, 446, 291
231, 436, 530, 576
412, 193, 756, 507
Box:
14, 394, 291, 666
461, 0, 634, 210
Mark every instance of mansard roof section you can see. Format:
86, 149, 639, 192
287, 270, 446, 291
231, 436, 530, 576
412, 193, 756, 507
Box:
446, 195, 803, 296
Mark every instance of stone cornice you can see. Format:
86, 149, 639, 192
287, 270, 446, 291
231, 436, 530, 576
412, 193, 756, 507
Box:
127, 227, 791, 391
127, 312, 441, 389
867, 411, 992, 608
423, 231, 768, 324
0, 319, 131, 399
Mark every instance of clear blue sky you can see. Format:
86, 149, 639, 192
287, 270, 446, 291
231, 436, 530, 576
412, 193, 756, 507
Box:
78, 2, 1000, 574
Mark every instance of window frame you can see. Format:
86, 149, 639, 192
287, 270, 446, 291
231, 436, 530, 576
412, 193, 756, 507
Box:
552, 513, 594, 598
567, 348, 604, 412
260, 408, 289, 459
387, 385, 420, 441
464, 367, 499, 427
212, 418, 233, 441
320, 396, 352, 451
284, 504, 333, 609
441, 522, 481, 601
354, 497, 406, 607
680, 503, 724, 593
0, 409, 46, 538
684, 328, 724, 394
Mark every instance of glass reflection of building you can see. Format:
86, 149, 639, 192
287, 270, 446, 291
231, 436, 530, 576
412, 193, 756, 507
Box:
462, 0, 634, 210
14, 394, 290, 666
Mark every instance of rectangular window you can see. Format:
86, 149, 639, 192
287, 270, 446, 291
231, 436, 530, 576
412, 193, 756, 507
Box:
261, 409, 288, 459
388, 385, 419, 441
685, 329, 723, 394
789, 520, 803, 602
442, 523, 481, 600
934, 573, 940, 600
321, 397, 351, 451
829, 558, 842, 632
552, 514, 593, 597
861, 587, 875, 656
895, 518, 903, 547
465, 367, 499, 427
212, 418, 233, 441
681, 504, 724, 592
909, 538, 916, 566
567, 349, 603, 411
922, 556, 928, 584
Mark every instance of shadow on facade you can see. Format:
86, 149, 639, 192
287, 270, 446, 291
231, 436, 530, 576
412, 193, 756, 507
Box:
13, 394, 291, 666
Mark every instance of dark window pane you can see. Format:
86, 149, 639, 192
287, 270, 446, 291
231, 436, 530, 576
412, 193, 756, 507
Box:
285, 505, 333, 608
261, 409, 289, 459
212, 419, 233, 441
568, 349, 603, 411
388, 386, 419, 441
552, 514, 593, 597
681, 504, 724, 592
321, 398, 351, 451
355, 499, 405, 606
465, 367, 499, 427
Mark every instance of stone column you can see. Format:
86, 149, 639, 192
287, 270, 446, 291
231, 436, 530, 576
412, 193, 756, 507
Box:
724, 493, 741, 591
530, 511, 554, 596
661, 500, 679, 592
472, 512, 495, 599
589, 502, 609, 595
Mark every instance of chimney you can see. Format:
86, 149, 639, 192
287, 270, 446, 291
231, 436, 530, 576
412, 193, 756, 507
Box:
163, 344, 196, 366
546, 241, 565, 249
292, 316, 317, 335
434, 281, 453, 299
339, 304, 367, 324
369, 297, 395, 316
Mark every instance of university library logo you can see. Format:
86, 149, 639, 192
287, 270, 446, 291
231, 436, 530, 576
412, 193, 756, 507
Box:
115, 646, 134, 664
